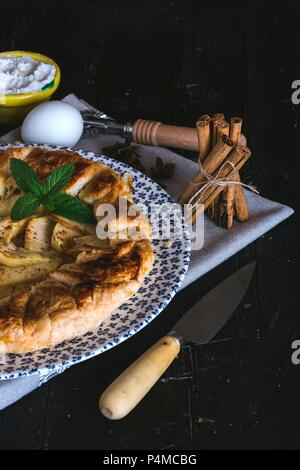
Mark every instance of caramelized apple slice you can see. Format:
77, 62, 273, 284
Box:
0, 217, 28, 244
51, 223, 80, 253
0, 251, 62, 287
0, 193, 21, 216
24, 216, 54, 252
0, 243, 49, 267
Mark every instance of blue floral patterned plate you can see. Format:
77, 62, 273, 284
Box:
0, 144, 191, 380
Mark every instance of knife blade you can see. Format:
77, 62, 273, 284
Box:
99, 261, 256, 420
174, 261, 256, 344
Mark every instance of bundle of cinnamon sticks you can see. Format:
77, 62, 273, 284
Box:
178, 113, 251, 229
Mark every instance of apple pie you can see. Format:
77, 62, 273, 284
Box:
0, 147, 153, 353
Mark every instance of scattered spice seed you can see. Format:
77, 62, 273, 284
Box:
102, 140, 146, 173
150, 156, 176, 181
102, 141, 176, 188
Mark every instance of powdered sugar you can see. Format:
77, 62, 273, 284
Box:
0, 55, 56, 95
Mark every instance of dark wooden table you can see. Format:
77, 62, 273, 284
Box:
0, 0, 299, 450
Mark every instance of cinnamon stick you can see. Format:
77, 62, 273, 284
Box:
203, 145, 251, 209
207, 194, 219, 222
230, 117, 243, 145
177, 134, 234, 205
196, 114, 211, 163
207, 119, 229, 224
209, 185, 235, 229
222, 184, 236, 229
211, 113, 225, 147
211, 113, 225, 123
234, 172, 250, 222
229, 117, 246, 221
189, 145, 251, 224
216, 120, 230, 142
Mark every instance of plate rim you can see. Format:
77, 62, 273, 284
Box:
0, 142, 191, 380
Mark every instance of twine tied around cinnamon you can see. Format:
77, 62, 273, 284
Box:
187, 159, 258, 211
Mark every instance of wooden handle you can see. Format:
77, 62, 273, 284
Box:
132, 119, 199, 151
132, 119, 247, 152
99, 334, 181, 420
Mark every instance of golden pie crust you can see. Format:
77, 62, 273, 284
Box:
0, 147, 153, 353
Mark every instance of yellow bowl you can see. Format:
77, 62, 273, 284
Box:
0, 51, 61, 125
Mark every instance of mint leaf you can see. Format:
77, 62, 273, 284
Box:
45, 193, 95, 224
10, 159, 96, 225
10, 193, 40, 221
10, 158, 44, 196
41, 196, 55, 211
44, 162, 75, 196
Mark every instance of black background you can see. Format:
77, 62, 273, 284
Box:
0, 0, 299, 450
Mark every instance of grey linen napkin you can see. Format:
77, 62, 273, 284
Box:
0, 94, 294, 410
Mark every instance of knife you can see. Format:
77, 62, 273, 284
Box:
82, 110, 247, 153
99, 261, 256, 420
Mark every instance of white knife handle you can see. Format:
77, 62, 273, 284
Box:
99, 334, 181, 420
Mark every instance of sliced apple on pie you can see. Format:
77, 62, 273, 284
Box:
0, 147, 153, 353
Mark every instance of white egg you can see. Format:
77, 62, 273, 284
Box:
21, 101, 84, 147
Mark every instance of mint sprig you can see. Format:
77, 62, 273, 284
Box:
44, 193, 95, 224
10, 158, 44, 196
9, 158, 95, 224
44, 162, 74, 196
10, 193, 40, 221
